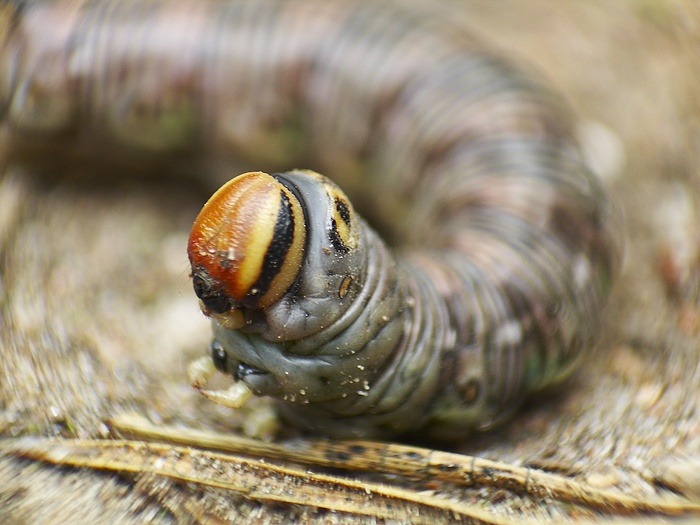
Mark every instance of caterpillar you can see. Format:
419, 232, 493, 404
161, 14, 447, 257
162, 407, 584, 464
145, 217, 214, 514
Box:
1, 0, 618, 440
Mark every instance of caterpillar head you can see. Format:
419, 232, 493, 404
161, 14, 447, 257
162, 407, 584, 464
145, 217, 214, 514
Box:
187, 170, 380, 411
188, 171, 308, 327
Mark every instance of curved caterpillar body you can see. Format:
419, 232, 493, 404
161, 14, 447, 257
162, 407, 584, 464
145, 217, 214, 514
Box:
1, 0, 618, 439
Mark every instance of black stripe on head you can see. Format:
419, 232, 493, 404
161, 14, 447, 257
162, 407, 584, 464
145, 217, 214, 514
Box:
271, 171, 311, 257
242, 189, 295, 307
329, 218, 350, 253
270, 173, 307, 212
335, 197, 351, 226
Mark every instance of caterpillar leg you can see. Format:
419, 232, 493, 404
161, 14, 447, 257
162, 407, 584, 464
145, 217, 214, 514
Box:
187, 356, 253, 409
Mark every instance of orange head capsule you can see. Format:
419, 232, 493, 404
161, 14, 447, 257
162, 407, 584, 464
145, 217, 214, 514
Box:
187, 172, 306, 323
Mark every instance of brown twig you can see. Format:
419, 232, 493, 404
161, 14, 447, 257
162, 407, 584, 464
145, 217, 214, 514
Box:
6, 436, 522, 525
109, 412, 700, 517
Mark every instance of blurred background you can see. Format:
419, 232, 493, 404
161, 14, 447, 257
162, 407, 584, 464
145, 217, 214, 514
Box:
1, 0, 699, 522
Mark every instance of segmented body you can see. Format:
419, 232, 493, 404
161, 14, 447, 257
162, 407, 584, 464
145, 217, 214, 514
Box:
1, 0, 617, 439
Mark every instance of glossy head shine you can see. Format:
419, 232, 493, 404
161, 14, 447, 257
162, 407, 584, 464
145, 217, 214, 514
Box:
188, 171, 306, 321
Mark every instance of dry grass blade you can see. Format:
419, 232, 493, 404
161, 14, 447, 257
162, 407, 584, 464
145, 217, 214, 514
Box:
110, 413, 700, 517
5, 436, 524, 525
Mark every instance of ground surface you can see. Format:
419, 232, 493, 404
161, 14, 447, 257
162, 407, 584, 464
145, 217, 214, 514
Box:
1, 0, 699, 523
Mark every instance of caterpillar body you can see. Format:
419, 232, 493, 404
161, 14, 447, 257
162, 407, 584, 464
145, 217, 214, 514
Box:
1, 0, 618, 439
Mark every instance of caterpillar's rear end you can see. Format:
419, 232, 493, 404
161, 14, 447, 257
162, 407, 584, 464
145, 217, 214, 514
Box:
1, 0, 619, 439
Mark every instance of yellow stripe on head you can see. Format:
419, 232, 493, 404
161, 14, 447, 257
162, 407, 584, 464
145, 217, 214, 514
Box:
188, 171, 306, 315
